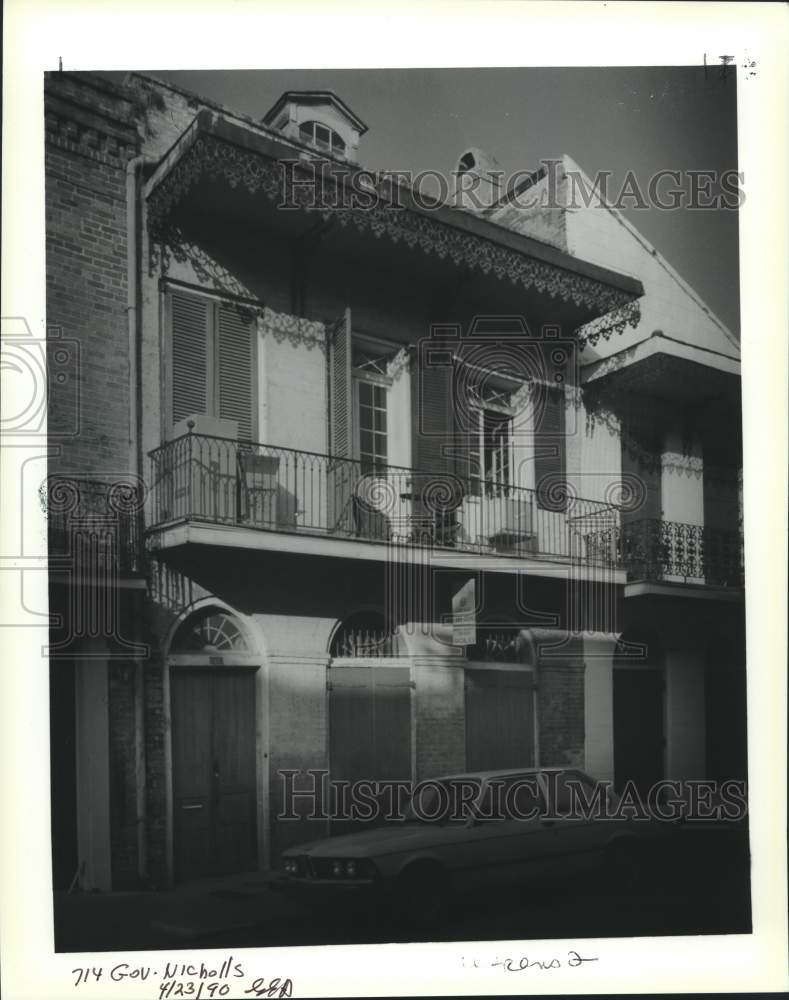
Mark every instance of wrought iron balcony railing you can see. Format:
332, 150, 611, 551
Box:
616, 517, 743, 587
148, 432, 621, 565
46, 476, 146, 577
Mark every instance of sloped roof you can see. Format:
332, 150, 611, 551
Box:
561, 156, 739, 363
484, 153, 739, 366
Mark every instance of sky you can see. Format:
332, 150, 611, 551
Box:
142, 66, 740, 335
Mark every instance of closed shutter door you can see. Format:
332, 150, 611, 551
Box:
217, 305, 255, 441
329, 665, 412, 824
534, 387, 566, 511
327, 308, 354, 531
410, 334, 456, 539
170, 291, 210, 427
452, 420, 480, 495
412, 335, 453, 474
328, 308, 352, 458
465, 669, 534, 771
328, 665, 375, 787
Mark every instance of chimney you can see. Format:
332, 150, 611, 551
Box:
453, 147, 503, 213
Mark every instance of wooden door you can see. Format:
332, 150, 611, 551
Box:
465, 669, 534, 772
613, 668, 664, 796
171, 668, 258, 881
328, 665, 412, 828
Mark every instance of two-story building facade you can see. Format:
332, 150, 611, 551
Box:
45, 71, 745, 892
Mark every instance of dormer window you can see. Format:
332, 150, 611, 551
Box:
459, 151, 476, 172
298, 120, 346, 156
263, 91, 366, 163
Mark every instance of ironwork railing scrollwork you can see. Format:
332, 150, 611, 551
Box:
45, 475, 146, 576
148, 431, 621, 564
618, 517, 743, 587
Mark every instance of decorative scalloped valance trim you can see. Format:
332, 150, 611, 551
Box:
147, 133, 641, 336
260, 305, 325, 350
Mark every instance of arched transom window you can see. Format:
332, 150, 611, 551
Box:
330, 610, 398, 658
171, 610, 250, 654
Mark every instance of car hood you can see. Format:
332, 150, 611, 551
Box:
284, 822, 464, 858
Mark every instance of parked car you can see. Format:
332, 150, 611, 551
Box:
276, 767, 664, 926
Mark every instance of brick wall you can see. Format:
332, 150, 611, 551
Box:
413, 660, 466, 781
538, 661, 586, 767
45, 72, 141, 478
45, 73, 147, 891
107, 657, 138, 887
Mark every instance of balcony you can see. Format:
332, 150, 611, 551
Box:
47, 477, 146, 578
616, 517, 743, 589
147, 432, 622, 571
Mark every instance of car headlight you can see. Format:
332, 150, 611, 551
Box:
329, 858, 368, 878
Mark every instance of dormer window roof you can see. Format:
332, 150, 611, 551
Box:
262, 89, 366, 162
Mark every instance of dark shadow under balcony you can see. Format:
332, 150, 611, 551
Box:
147, 432, 623, 570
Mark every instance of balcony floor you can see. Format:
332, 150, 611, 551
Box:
147, 517, 628, 583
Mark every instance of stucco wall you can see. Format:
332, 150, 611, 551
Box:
562, 155, 739, 362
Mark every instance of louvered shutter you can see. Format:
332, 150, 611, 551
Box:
465, 670, 535, 771
217, 305, 255, 441
326, 308, 354, 532
328, 665, 412, 831
412, 332, 454, 474
534, 386, 567, 511
328, 307, 352, 458
451, 427, 482, 496
170, 291, 210, 427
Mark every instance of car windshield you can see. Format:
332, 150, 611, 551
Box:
404, 777, 483, 824
474, 774, 543, 821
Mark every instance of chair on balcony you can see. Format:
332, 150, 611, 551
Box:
351, 493, 392, 541
237, 452, 279, 527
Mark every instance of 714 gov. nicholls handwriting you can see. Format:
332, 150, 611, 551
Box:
72, 956, 294, 998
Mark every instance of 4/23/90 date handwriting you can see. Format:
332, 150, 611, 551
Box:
71, 960, 293, 998
159, 978, 292, 999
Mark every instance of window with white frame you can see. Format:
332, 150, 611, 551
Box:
352, 338, 401, 474
468, 407, 513, 497
298, 120, 346, 156
356, 379, 388, 473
